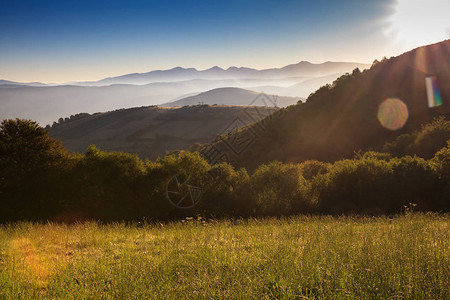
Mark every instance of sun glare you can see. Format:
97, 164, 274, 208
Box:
388, 0, 450, 48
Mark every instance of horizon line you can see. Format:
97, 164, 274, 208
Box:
1, 59, 372, 85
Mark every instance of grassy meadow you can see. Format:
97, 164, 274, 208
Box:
0, 214, 448, 299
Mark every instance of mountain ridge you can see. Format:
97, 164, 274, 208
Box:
69, 61, 371, 86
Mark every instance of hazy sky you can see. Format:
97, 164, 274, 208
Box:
1, 0, 449, 83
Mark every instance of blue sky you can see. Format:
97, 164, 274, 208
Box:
1, 0, 449, 83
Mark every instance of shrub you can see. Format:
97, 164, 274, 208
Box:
390, 156, 438, 211
299, 160, 331, 180
201, 163, 250, 215
382, 133, 414, 157
431, 140, 450, 211
413, 117, 450, 158
383, 117, 450, 158
313, 157, 394, 214
74, 145, 147, 220
145, 151, 211, 218
250, 161, 311, 215
361, 151, 392, 161
432, 140, 450, 179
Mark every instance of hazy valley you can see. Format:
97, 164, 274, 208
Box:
0, 61, 368, 125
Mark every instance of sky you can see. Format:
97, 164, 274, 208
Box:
1, 0, 449, 83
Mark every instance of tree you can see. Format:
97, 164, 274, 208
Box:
351, 67, 361, 76
0, 119, 68, 220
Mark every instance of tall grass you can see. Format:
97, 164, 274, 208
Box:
0, 214, 448, 299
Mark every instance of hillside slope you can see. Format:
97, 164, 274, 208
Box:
162, 87, 302, 107
49, 105, 278, 159
206, 40, 450, 169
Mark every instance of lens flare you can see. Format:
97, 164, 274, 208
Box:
377, 98, 409, 130
425, 76, 443, 108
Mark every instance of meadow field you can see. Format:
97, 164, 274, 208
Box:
0, 214, 448, 299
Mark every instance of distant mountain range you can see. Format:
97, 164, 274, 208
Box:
1, 61, 370, 87
72, 61, 370, 86
0, 60, 370, 125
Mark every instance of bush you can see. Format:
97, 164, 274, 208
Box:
299, 160, 331, 180
413, 117, 450, 158
431, 140, 450, 211
313, 157, 394, 214
250, 161, 311, 215
361, 151, 392, 161
432, 140, 450, 179
145, 151, 212, 218
73, 145, 147, 220
383, 117, 450, 158
201, 163, 250, 215
382, 134, 414, 157
390, 156, 438, 211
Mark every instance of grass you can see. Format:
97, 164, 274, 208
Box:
0, 214, 448, 299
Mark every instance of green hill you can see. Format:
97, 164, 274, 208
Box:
207, 40, 450, 169
49, 105, 278, 160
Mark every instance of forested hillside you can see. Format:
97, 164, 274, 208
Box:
49, 105, 277, 160
208, 40, 450, 169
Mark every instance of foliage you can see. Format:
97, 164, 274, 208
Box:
299, 160, 332, 180
201, 163, 250, 215
389, 156, 438, 211
73, 145, 147, 221
250, 161, 311, 215
1, 118, 450, 222
413, 116, 450, 158
382, 133, 415, 157
0, 119, 69, 220
432, 140, 450, 179
431, 140, 450, 211
313, 157, 394, 214
383, 117, 450, 158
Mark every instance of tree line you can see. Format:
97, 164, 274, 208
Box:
0, 118, 449, 222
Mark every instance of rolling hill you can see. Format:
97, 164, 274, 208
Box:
49, 105, 278, 160
162, 88, 302, 107
205, 40, 450, 169
0, 80, 47, 87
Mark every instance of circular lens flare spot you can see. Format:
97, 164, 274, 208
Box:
378, 98, 409, 130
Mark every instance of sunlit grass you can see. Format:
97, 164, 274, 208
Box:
0, 214, 448, 299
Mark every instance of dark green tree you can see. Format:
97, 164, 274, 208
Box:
0, 119, 69, 220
